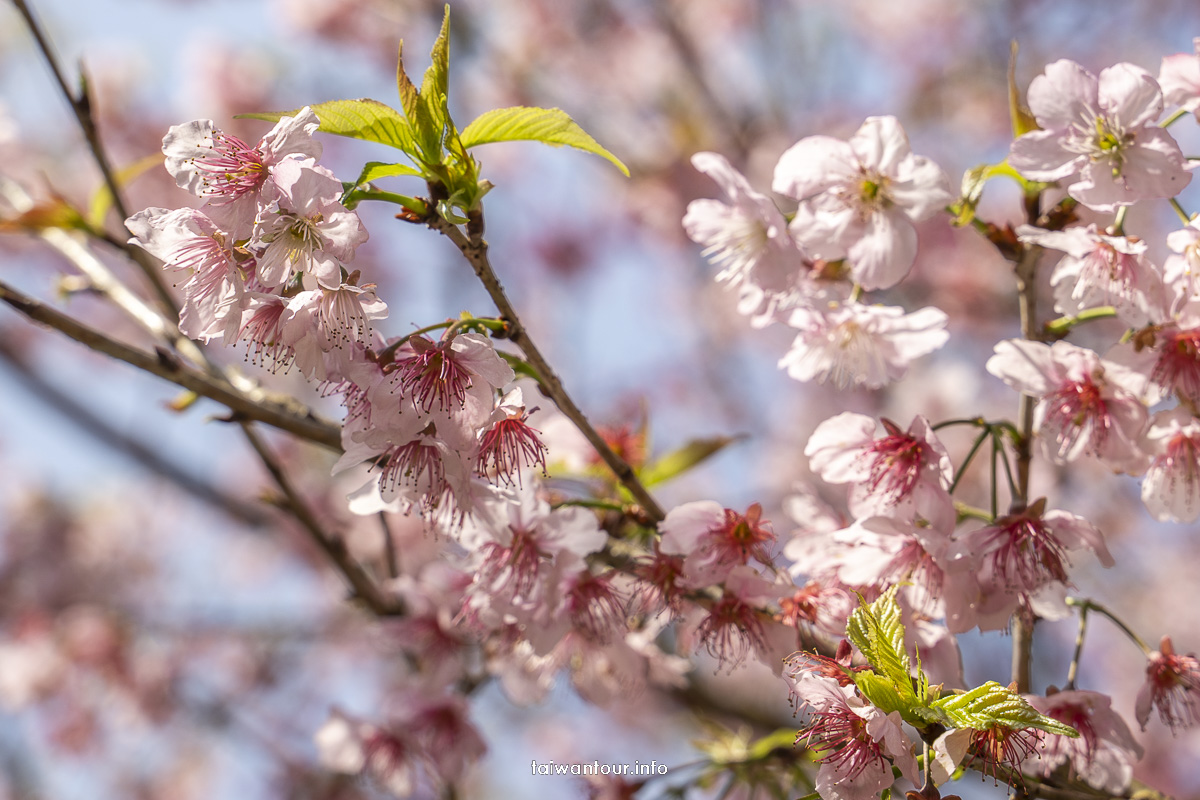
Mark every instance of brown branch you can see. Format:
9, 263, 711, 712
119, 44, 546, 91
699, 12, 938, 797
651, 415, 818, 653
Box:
1011, 241, 1042, 695
0, 279, 342, 450
240, 424, 404, 616
427, 211, 666, 523
10, 0, 180, 318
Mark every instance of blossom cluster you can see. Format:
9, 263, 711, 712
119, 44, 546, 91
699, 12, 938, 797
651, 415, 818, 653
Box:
108, 36, 1200, 800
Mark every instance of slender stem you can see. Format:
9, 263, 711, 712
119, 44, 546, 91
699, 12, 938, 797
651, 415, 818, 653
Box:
241, 424, 403, 616
427, 212, 665, 522
1111, 205, 1129, 236
990, 427, 1000, 519
931, 416, 986, 432
1044, 306, 1117, 337
0, 279, 342, 450
995, 429, 1019, 500
1066, 597, 1151, 655
11, 0, 179, 317
1065, 600, 1089, 690
1162, 108, 1190, 128
948, 427, 991, 495
1170, 197, 1192, 224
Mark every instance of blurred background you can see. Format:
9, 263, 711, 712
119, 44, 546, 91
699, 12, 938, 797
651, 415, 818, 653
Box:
3, 0, 1200, 797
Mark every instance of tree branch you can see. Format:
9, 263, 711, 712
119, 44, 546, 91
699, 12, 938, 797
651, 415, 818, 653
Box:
0, 279, 342, 450
427, 211, 666, 523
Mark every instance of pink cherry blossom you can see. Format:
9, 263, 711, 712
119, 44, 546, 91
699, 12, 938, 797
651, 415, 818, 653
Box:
253, 159, 367, 289
163, 107, 321, 237
1136, 635, 1200, 732
947, 501, 1113, 632
1024, 689, 1143, 793
805, 412, 953, 529
1017, 224, 1165, 326
126, 206, 246, 342
314, 709, 416, 797
1159, 39, 1200, 117
986, 340, 1151, 474
476, 388, 548, 486
780, 301, 949, 390
658, 500, 775, 586
1141, 407, 1200, 522
773, 115, 952, 290
1163, 218, 1200, 303
789, 673, 919, 800
683, 151, 815, 320
1009, 60, 1191, 211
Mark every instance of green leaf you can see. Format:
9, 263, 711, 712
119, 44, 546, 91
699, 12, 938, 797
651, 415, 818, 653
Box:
853, 671, 910, 715
639, 434, 745, 487
352, 161, 424, 187
459, 106, 630, 177
238, 99, 415, 155
845, 587, 912, 698
421, 6, 451, 110
932, 681, 1080, 737
89, 152, 164, 230
396, 41, 420, 120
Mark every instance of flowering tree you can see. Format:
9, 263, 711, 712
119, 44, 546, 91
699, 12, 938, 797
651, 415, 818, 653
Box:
4, 1, 1200, 798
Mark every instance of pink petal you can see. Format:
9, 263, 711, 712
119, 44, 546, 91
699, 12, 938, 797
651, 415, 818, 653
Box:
1099, 63, 1164, 129
1028, 59, 1098, 129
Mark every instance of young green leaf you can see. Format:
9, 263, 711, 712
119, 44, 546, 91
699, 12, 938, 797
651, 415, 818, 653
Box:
395, 41, 420, 121
238, 100, 415, 155
351, 162, 424, 188
459, 106, 630, 177
932, 681, 1079, 737
845, 587, 912, 698
852, 670, 910, 715
639, 435, 746, 487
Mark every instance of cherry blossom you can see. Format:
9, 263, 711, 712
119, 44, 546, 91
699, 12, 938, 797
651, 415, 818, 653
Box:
163, 107, 322, 237
1141, 407, 1200, 522
475, 388, 549, 486
789, 673, 919, 800
947, 500, 1114, 632
1163, 218, 1200, 303
805, 412, 953, 529
126, 206, 247, 342
1009, 60, 1191, 211
1137, 635, 1200, 732
1159, 38, 1200, 118
986, 339, 1151, 473
773, 115, 952, 289
1017, 224, 1165, 326
658, 500, 775, 586
1024, 689, 1144, 793
253, 159, 367, 289
684, 151, 816, 320
780, 301, 949, 389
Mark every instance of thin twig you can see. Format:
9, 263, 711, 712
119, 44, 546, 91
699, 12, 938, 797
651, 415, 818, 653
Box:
427, 212, 666, 523
1065, 600, 1088, 690
0, 279, 342, 450
10, 0, 179, 317
240, 424, 403, 616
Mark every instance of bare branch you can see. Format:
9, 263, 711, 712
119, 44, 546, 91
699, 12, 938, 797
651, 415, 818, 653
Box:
0, 279, 342, 450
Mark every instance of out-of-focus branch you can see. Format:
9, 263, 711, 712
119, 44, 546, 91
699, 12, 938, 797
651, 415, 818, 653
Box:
0, 279, 342, 450
428, 211, 666, 523
241, 424, 404, 616
10, 0, 179, 318
0, 333, 269, 527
